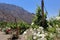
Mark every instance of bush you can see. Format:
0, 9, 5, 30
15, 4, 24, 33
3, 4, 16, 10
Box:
17, 22, 30, 34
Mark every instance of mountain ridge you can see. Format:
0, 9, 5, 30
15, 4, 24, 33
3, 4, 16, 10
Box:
0, 3, 34, 24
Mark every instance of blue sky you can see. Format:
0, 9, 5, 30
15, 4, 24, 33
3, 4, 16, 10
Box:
0, 0, 60, 18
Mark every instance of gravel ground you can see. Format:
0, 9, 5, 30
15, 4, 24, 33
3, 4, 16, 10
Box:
0, 31, 11, 40
0, 31, 25, 40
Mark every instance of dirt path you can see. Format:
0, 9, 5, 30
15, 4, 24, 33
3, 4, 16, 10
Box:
0, 31, 26, 40
0, 31, 11, 40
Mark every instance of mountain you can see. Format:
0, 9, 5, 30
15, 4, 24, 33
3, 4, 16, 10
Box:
0, 3, 34, 24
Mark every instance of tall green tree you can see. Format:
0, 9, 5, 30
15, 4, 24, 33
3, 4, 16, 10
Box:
33, 6, 48, 29
33, 6, 42, 26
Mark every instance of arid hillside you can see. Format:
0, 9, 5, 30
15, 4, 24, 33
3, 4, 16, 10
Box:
0, 3, 34, 24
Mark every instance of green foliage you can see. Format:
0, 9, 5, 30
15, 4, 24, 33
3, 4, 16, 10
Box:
17, 22, 30, 34
33, 6, 42, 26
48, 17, 60, 28
33, 6, 48, 29
17, 22, 29, 28
31, 24, 39, 29
48, 27, 56, 33
0, 21, 30, 34
0, 21, 7, 28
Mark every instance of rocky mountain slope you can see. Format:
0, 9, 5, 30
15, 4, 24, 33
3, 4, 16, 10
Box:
0, 3, 34, 24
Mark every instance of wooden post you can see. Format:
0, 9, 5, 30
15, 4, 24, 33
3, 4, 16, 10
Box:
15, 18, 19, 36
